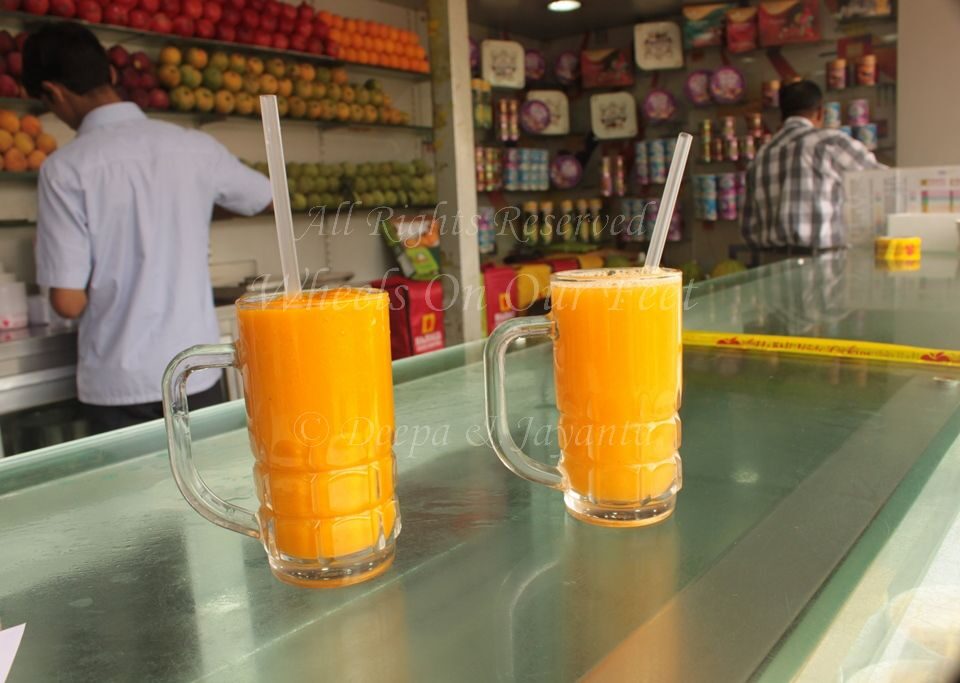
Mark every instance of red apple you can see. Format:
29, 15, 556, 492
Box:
216, 24, 235, 41
171, 15, 194, 36
181, 0, 202, 19
13, 32, 27, 50
120, 65, 140, 89
240, 7, 258, 29
130, 50, 150, 70
235, 25, 253, 43
138, 0, 157, 11
159, 0, 178, 15
201, 0, 220, 21
277, 16, 293, 34
247, 0, 261, 9
0, 74, 18, 97
114, 0, 136, 9
0, 56, 6, 76
50, 0, 76, 16
127, 8, 147, 27
195, 18, 214, 38
221, 6, 238, 24
324, 41, 338, 58
148, 11, 172, 32
296, 2, 311, 21
103, 4, 129, 25
0, 0, 21, 11
262, 0, 277, 15
307, 36, 324, 54
260, 13, 276, 32
0, 31, 15, 54
312, 20, 328, 40
294, 20, 311, 38
280, 1, 294, 20
226, 0, 241, 8
148, 88, 169, 110
253, 30, 271, 47
289, 34, 306, 52
138, 71, 156, 89
23, 0, 50, 15
107, 44, 129, 67
271, 33, 287, 50
130, 88, 150, 109
76, 0, 100, 20
6, 51, 22, 77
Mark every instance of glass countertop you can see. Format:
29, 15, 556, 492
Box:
1, 250, 959, 682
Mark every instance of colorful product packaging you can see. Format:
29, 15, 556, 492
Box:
758, 0, 821, 47
635, 141, 649, 187
372, 276, 445, 359
378, 215, 441, 281
824, 101, 842, 129
481, 266, 519, 336
683, 3, 733, 49
477, 207, 496, 255
725, 7, 758, 54
848, 98, 870, 126
580, 48, 635, 88
854, 123, 878, 150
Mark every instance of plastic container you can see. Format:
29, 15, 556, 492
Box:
0, 281, 29, 330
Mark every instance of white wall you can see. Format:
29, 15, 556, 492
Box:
0, 0, 432, 288
896, 0, 960, 167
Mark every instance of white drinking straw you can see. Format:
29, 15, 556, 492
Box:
260, 95, 302, 295
644, 131, 693, 272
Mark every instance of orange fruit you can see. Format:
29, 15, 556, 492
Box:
35, 132, 57, 154
368, 53, 381, 66
19, 115, 42, 138
343, 48, 357, 62
398, 57, 410, 71
330, 14, 344, 28
414, 46, 426, 60
328, 28, 341, 43
13, 131, 34, 155
3, 148, 27, 172
387, 27, 399, 42
356, 20, 368, 35
362, 36, 373, 51
0, 129, 12, 153
27, 149, 46, 170
318, 10, 332, 24
0, 110, 19, 134
357, 50, 370, 64
344, 18, 356, 34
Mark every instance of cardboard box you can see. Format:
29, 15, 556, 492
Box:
371, 276, 445, 359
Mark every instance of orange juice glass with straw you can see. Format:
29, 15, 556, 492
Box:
163, 287, 399, 587
484, 268, 683, 526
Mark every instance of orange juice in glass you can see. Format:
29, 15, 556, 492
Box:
163, 287, 400, 587
484, 268, 682, 526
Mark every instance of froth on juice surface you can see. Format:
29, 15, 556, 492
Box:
550, 270, 682, 505
236, 288, 399, 560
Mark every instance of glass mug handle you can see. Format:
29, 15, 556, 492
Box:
162, 344, 260, 539
483, 316, 565, 490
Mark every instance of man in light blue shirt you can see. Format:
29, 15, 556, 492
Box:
23, 24, 272, 432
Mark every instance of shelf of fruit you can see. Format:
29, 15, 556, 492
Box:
0, 3, 430, 78
245, 158, 437, 213
0, 109, 57, 172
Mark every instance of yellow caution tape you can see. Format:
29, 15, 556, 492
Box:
683, 331, 960, 369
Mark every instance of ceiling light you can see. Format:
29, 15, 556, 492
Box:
547, 0, 581, 11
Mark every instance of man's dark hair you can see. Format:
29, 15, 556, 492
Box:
22, 23, 111, 99
780, 80, 823, 120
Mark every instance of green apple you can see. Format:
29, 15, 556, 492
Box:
291, 193, 308, 212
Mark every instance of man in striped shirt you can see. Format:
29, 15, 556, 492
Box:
741, 80, 881, 251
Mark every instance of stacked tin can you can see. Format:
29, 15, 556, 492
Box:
736, 172, 748, 214
477, 206, 496, 254
471, 79, 493, 129
503, 148, 549, 191
717, 172, 739, 221
700, 119, 713, 164
620, 197, 647, 242
824, 101, 842, 129
634, 141, 649, 187
497, 98, 519, 142
475, 146, 503, 191
693, 174, 718, 221
649, 139, 669, 184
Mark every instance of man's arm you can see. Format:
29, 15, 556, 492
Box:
210, 140, 274, 217
212, 202, 273, 221
50, 288, 88, 319
832, 133, 884, 173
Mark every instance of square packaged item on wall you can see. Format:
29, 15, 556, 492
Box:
758, 0, 821, 47
371, 276, 445, 360
633, 21, 684, 70
527, 90, 570, 135
590, 92, 638, 139
481, 39, 526, 89
725, 7, 758, 54
378, 214, 441, 280
683, 3, 733, 49
836, 0, 893, 20
481, 266, 519, 336
580, 48, 635, 88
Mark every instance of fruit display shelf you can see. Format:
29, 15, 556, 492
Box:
151, 108, 434, 137
0, 10, 430, 82
0, 170, 39, 181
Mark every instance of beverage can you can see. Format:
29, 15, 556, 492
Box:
701, 196, 718, 222
854, 123, 878, 150
824, 101, 842, 129
718, 190, 738, 221
712, 136, 724, 162
717, 172, 737, 191
857, 54, 877, 87
726, 136, 739, 162
827, 59, 847, 90
635, 141, 649, 186
848, 99, 870, 126
722, 115, 737, 140
743, 135, 756, 160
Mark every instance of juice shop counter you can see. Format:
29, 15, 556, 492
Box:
1, 251, 959, 682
